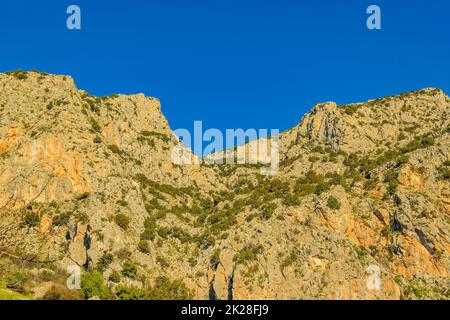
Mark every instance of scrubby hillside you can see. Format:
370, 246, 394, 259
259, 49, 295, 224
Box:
0, 70, 448, 300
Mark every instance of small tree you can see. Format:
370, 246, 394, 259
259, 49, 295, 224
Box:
22, 212, 40, 228
96, 253, 114, 272
147, 276, 194, 300
121, 261, 138, 278
114, 214, 130, 230
109, 270, 121, 283
138, 240, 150, 254
80, 271, 109, 299
327, 196, 341, 210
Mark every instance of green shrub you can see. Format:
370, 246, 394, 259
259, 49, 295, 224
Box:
343, 153, 360, 167
138, 240, 150, 254
6, 69, 28, 80
157, 226, 192, 243
384, 169, 398, 182
140, 131, 170, 143
147, 276, 194, 300
75, 212, 89, 224
438, 160, 450, 180
400, 134, 435, 154
339, 104, 359, 116
315, 181, 331, 195
396, 155, 409, 165
96, 253, 114, 273
439, 166, 450, 180
114, 214, 130, 230
80, 271, 110, 299
6, 271, 28, 290
280, 250, 298, 271
294, 171, 331, 197
156, 255, 169, 269
107, 144, 124, 156
108, 271, 121, 283
116, 200, 128, 207
260, 202, 277, 220
192, 232, 216, 250
43, 285, 81, 300
144, 198, 163, 213
294, 183, 316, 196
234, 245, 264, 265
210, 249, 221, 268
121, 261, 138, 278
135, 173, 194, 198
384, 169, 399, 194
364, 178, 378, 190
404, 280, 430, 299
52, 212, 71, 226
420, 135, 435, 147
90, 117, 101, 133
115, 285, 148, 300
86, 99, 100, 114
115, 276, 193, 300
115, 248, 132, 260
140, 217, 157, 240
327, 196, 341, 210
282, 193, 301, 206
355, 246, 368, 258
22, 212, 40, 228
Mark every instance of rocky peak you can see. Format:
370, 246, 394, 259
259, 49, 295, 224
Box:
296, 101, 341, 149
291, 88, 449, 154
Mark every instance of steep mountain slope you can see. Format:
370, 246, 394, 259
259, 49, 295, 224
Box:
0, 70, 448, 300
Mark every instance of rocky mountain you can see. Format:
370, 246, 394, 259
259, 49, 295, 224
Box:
0, 70, 449, 300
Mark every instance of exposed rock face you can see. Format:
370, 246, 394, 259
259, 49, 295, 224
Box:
398, 165, 425, 190
0, 71, 449, 300
298, 101, 342, 149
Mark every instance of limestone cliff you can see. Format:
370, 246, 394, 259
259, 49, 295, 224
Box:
0, 70, 448, 300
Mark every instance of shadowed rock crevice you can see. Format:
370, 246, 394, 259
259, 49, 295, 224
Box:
227, 269, 235, 300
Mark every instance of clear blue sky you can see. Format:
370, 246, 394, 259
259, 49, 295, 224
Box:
1, 0, 449, 137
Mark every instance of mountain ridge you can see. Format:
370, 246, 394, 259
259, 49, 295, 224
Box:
0, 70, 449, 300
